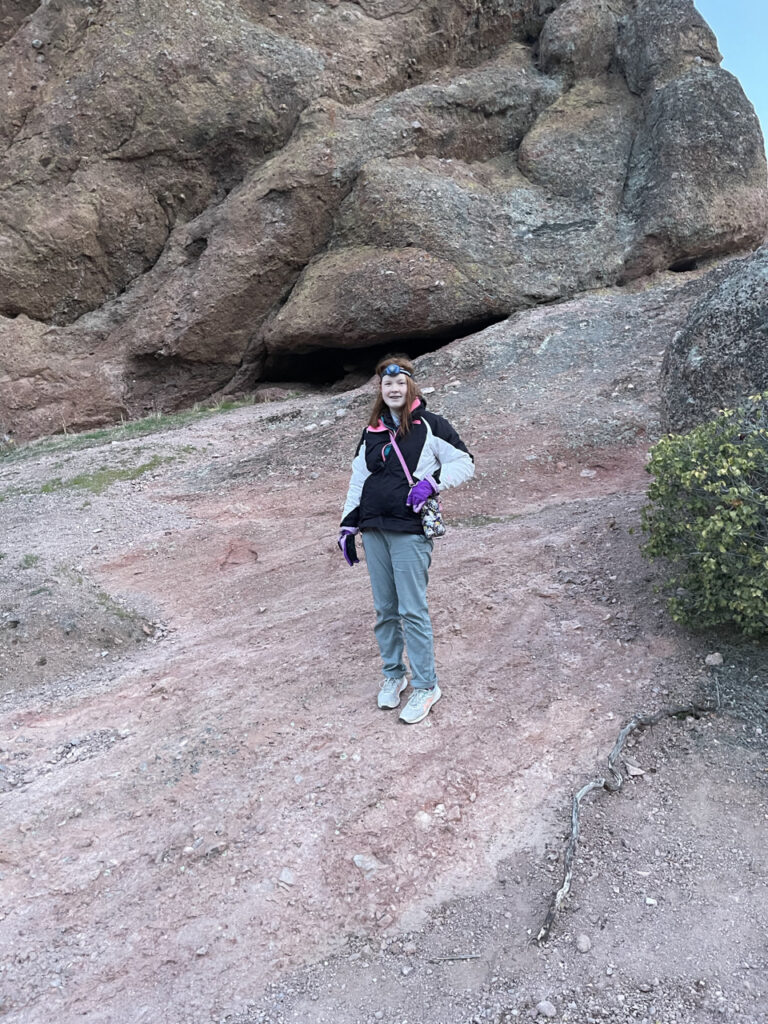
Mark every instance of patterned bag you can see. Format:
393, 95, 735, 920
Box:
418, 495, 447, 539
388, 431, 447, 539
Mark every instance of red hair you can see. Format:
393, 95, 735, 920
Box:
367, 355, 421, 435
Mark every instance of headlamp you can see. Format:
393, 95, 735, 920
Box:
381, 364, 412, 378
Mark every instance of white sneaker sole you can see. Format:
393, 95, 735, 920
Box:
399, 685, 442, 724
377, 678, 408, 709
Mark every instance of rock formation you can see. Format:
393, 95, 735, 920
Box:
660, 246, 768, 432
0, 0, 765, 439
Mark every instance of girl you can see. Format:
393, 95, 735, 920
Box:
338, 356, 475, 723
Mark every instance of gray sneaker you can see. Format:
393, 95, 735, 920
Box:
399, 684, 442, 724
377, 675, 408, 709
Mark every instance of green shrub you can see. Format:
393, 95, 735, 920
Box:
642, 392, 768, 637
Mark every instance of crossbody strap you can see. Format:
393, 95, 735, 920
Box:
387, 430, 415, 486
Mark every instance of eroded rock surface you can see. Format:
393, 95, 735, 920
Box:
0, 0, 765, 439
660, 246, 768, 432
620, 68, 767, 279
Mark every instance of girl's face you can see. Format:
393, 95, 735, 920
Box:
381, 373, 409, 411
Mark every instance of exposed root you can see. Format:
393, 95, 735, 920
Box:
535, 698, 719, 944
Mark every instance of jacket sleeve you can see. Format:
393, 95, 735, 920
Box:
340, 430, 370, 527
428, 415, 475, 491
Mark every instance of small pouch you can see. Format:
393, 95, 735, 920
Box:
387, 430, 446, 540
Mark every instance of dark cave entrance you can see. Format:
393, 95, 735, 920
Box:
668, 257, 699, 273
257, 315, 509, 394
126, 315, 509, 418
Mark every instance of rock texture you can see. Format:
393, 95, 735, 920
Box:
620, 68, 767, 279
0, 0, 766, 439
660, 246, 768, 432
0, 316, 124, 437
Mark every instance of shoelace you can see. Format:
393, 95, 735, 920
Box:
408, 688, 431, 708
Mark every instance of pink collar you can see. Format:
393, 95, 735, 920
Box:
368, 399, 422, 432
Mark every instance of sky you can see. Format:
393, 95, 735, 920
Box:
695, 0, 768, 147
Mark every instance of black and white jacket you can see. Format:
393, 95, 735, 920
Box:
341, 398, 475, 534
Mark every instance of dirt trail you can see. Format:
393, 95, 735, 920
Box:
1, 285, 767, 1023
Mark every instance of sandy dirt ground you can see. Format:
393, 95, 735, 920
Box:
1, 289, 767, 1024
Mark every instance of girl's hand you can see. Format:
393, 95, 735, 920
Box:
337, 527, 360, 566
406, 477, 438, 513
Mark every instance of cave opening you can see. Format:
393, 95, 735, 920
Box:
668, 257, 699, 273
258, 315, 509, 394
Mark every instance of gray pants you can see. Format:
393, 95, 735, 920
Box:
361, 529, 437, 690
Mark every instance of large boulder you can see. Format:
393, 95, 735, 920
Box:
660, 247, 768, 433
539, 0, 618, 80
616, 0, 764, 278
0, 0, 765, 438
616, 0, 721, 95
517, 76, 638, 199
621, 67, 768, 278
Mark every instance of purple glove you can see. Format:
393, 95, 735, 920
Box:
337, 527, 359, 566
406, 476, 438, 513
